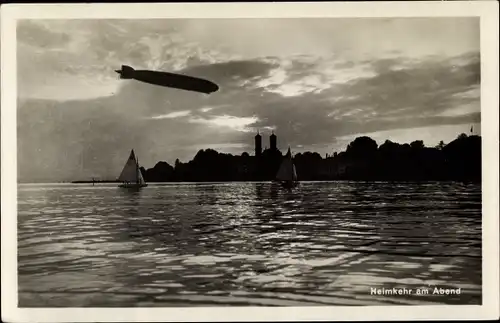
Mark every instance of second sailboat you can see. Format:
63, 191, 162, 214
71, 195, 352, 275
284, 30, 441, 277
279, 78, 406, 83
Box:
117, 149, 148, 189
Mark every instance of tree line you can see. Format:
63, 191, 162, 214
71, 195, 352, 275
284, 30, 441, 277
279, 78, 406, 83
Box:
139, 133, 481, 183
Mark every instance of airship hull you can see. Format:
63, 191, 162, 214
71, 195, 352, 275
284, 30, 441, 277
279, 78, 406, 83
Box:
115, 65, 219, 94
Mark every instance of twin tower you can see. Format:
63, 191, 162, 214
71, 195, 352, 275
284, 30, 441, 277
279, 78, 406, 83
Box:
255, 131, 277, 157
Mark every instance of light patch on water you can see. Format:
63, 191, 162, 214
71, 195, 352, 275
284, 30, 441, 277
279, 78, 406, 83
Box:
19, 211, 42, 216
388, 261, 422, 269
429, 264, 455, 272
271, 257, 338, 268
293, 235, 312, 240
18, 239, 69, 253
214, 253, 237, 257
65, 246, 108, 258
326, 252, 362, 266
153, 247, 170, 252
238, 274, 288, 284
83, 241, 138, 255
20, 254, 83, 267
368, 268, 390, 273
183, 255, 232, 265
349, 255, 373, 266
162, 283, 184, 288
159, 265, 185, 271
224, 239, 246, 245
230, 254, 267, 261
184, 274, 223, 279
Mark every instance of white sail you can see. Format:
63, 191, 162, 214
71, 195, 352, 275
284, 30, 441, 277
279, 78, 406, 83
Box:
137, 162, 146, 184
118, 149, 140, 183
276, 148, 297, 182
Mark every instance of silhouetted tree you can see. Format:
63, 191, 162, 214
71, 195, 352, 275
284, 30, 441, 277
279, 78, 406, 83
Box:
435, 140, 445, 150
410, 140, 425, 150
145, 161, 174, 182
346, 136, 378, 158
141, 134, 481, 183
442, 135, 481, 181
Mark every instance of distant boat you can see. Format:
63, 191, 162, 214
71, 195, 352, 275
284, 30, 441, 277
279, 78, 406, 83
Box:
118, 149, 148, 189
275, 147, 299, 189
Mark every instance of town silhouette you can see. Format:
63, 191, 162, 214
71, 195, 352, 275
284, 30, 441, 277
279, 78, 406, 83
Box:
74, 131, 481, 184
120, 131, 480, 183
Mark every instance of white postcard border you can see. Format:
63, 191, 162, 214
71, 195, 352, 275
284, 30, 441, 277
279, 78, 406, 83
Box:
1, 2, 498, 322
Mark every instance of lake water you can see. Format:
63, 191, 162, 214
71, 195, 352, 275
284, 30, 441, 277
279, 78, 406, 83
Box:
17, 181, 482, 307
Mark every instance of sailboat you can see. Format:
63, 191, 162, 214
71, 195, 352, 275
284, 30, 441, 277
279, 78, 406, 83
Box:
275, 147, 299, 189
117, 149, 148, 189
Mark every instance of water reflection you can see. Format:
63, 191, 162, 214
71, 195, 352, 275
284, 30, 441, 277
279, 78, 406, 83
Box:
18, 182, 481, 307
194, 184, 218, 206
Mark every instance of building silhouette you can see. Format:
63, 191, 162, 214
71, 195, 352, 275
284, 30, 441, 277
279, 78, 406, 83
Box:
270, 131, 277, 151
71, 131, 481, 183
255, 131, 262, 157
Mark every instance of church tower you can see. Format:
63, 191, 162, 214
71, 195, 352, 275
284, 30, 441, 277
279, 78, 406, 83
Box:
270, 131, 277, 151
255, 131, 262, 157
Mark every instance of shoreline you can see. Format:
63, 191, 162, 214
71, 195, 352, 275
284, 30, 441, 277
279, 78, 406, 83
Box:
15, 179, 482, 185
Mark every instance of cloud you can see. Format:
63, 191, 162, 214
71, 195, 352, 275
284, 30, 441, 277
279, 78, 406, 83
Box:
255, 55, 377, 97
437, 102, 480, 117
150, 110, 191, 119
189, 115, 259, 132
17, 20, 72, 49
185, 143, 249, 152
16, 19, 244, 101
16, 18, 481, 182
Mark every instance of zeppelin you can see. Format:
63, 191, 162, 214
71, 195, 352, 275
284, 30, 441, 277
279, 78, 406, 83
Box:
115, 65, 219, 94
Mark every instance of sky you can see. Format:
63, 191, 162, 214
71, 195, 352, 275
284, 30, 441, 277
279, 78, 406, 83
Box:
17, 18, 481, 182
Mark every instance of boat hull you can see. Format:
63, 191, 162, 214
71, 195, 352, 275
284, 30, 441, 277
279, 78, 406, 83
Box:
280, 181, 299, 189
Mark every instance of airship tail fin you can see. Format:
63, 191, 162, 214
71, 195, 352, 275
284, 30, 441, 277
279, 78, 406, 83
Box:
116, 65, 135, 79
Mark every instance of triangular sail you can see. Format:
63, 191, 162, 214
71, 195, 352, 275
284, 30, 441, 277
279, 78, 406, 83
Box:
137, 164, 146, 184
118, 149, 139, 183
276, 148, 297, 182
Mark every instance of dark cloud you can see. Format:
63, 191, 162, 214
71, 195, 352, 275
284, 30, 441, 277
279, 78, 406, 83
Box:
337, 53, 480, 118
183, 60, 279, 87
196, 51, 481, 147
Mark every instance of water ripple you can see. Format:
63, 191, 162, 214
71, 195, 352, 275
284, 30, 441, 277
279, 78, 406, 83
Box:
18, 181, 481, 307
